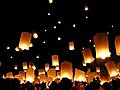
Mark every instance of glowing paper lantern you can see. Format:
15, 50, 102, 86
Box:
74, 68, 87, 82
19, 71, 25, 80
39, 74, 46, 83
105, 61, 119, 77
69, 41, 75, 50
82, 48, 94, 63
14, 65, 18, 70
93, 33, 111, 59
55, 65, 59, 70
45, 63, 49, 72
115, 35, 120, 56
48, 0, 53, 4
60, 61, 73, 80
18, 32, 32, 50
51, 55, 59, 66
82, 60, 87, 66
29, 61, 34, 67
33, 32, 38, 39
38, 69, 45, 75
26, 67, 35, 83
84, 5, 88, 11
23, 62, 27, 70
47, 68, 56, 80
6, 72, 14, 79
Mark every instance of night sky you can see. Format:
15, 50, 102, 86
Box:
0, 0, 120, 75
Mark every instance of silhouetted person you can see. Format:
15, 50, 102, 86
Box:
49, 81, 60, 90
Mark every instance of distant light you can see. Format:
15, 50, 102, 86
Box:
43, 41, 46, 43
107, 32, 109, 34
85, 5, 89, 11
36, 55, 39, 58
54, 26, 56, 29
89, 40, 91, 42
15, 47, 20, 51
73, 24, 76, 27
82, 47, 84, 49
58, 37, 61, 41
49, 0, 53, 4
29, 43, 33, 47
7, 46, 10, 50
111, 25, 114, 28
86, 16, 88, 19
33, 32, 38, 39
93, 45, 95, 47
10, 56, 13, 58
45, 29, 47, 32
58, 21, 61, 24
48, 13, 50, 16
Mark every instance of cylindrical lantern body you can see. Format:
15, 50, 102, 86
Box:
82, 48, 94, 63
74, 68, 87, 82
105, 61, 119, 77
39, 74, 46, 83
69, 41, 75, 50
60, 61, 73, 80
93, 33, 111, 59
51, 55, 59, 66
45, 63, 49, 72
38, 69, 45, 75
47, 68, 56, 81
19, 32, 32, 50
115, 35, 120, 56
23, 62, 27, 70
26, 67, 34, 83
6, 72, 14, 79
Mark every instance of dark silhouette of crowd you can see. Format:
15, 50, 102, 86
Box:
0, 77, 120, 90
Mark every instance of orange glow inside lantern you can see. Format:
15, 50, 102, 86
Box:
84, 5, 88, 11
14, 65, 18, 70
26, 67, 34, 83
18, 32, 32, 50
23, 62, 27, 70
69, 41, 75, 50
61, 61, 73, 80
74, 68, 87, 82
82, 48, 94, 63
96, 67, 100, 73
6, 72, 14, 79
105, 61, 119, 77
45, 63, 49, 72
38, 69, 45, 75
115, 35, 120, 56
47, 68, 56, 81
52, 55, 59, 66
93, 33, 111, 59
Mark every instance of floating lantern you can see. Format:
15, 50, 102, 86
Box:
33, 32, 38, 39
69, 41, 75, 50
115, 35, 120, 56
18, 32, 32, 50
82, 48, 94, 63
14, 65, 18, 70
23, 62, 27, 70
26, 67, 34, 83
38, 69, 45, 75
96, 67, 100, 73
60, 61, 73, 80
6, 72, 14, 79
48, 0, 53, 4
74, 68, 87, 82
55, 65, 59, 70
105, 61, 119, 77
93, 33, 111, 59
84, 5, 88, 11
47, 68, 56, 80
45, 63, 49, 72
51, 55, 59, 66
82, 60, 87, 66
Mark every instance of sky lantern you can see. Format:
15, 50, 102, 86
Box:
51, 55, 59, 66
38, 69, 45, 75
93, 33, 111, 59
82, 60, 87, 66
74, 68, 87, 82
14, 65, 18, 70
18, 32, 32, 50
47, 68, 56, 81
55, 65, 59, 70
23, 62, 27, 70
48, 0, 53, 4
84, 5, 89, 11
39, 74, 46, 83
26, 67, 35, 83
105, 60, 119, 77
45, 63, 49, 72
96, 66, 100, 73
115, 35, 120, 56
60, 61, 73, 80
6, 72, 14, 79
82, 48, 94, 63
69, 41, 75, 50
